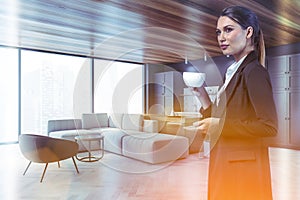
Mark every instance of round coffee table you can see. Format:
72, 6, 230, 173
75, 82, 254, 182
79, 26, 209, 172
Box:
75, 134, 104, 162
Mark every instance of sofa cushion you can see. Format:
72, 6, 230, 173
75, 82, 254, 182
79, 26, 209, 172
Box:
143, 120, 159, 133
100, 128, 128, 155
122, 133, 189, 164
183, 126, 206, 153
82, 113, 108, 129
50, 129, 101, 138
49, 129, 102, 152
122, 114, 143, 131
47, 119, 82, 134
108, 113, 123, 128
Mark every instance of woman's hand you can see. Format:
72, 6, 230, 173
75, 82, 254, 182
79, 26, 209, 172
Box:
191, 86, 211, 109
192, 86, 205, 96
193, 118, 220, 135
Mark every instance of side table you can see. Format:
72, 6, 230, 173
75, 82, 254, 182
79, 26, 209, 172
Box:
75, 134, 104, 162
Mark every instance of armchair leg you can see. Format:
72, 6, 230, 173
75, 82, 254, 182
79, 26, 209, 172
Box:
23, 161, 32, 175
40, 163, 48, 183
57, 161, 60, 168
72, 157, 79, 174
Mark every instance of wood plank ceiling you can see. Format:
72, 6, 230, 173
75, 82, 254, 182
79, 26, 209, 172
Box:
0, 0, 299, 64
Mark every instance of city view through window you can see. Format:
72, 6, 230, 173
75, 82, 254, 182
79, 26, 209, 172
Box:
0, 47, 143, 143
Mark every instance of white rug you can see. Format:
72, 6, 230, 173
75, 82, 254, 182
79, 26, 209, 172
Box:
97, 152, 174, 174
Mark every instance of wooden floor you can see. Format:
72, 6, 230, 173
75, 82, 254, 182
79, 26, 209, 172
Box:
0, 144, 299, 200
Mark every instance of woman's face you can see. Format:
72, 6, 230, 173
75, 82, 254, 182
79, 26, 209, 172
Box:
216, 16, 253, 61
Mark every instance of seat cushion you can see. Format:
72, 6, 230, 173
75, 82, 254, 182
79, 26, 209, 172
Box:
49, 129, 102, 152
122, 133, 189, 164
183, 126, 206, 153
49, 129, 101, 139
100, 128, 128, 155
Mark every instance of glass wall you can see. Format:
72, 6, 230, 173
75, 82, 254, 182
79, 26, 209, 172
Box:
0, 46, 144, 143
21, 50, 91, 135
0, 47, 19, 143
94, 60, 144, 114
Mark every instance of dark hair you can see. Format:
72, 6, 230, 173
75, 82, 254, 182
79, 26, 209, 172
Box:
220, 6, 265, 66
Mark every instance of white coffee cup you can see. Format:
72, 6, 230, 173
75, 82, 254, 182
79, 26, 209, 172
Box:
183, 72, 206, 87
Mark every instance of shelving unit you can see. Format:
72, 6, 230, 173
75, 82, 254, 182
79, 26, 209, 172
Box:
267, 53, 300, 146
152, 71, 185, 115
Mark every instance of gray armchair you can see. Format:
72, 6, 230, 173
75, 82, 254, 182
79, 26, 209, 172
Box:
19, 134, 79, 182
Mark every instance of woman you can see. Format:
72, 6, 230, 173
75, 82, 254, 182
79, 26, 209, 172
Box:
193, 6, 278, 200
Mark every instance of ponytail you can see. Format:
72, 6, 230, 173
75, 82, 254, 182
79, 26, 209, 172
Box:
257, 30, 266, 67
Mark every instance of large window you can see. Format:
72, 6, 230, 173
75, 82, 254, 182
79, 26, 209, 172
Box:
21, 51, 91, 135
0, 46, 144, 143
0, 48, 19, 143
94, 60, 144, 114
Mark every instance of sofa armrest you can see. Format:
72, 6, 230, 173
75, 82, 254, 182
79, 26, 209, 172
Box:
143, 120, 158, 133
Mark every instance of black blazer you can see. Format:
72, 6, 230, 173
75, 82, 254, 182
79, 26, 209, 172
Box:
203, 51, 278, 139
203, 51, 278, 200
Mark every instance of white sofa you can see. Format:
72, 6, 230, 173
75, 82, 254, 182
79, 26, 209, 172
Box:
48, 113, 189, 164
